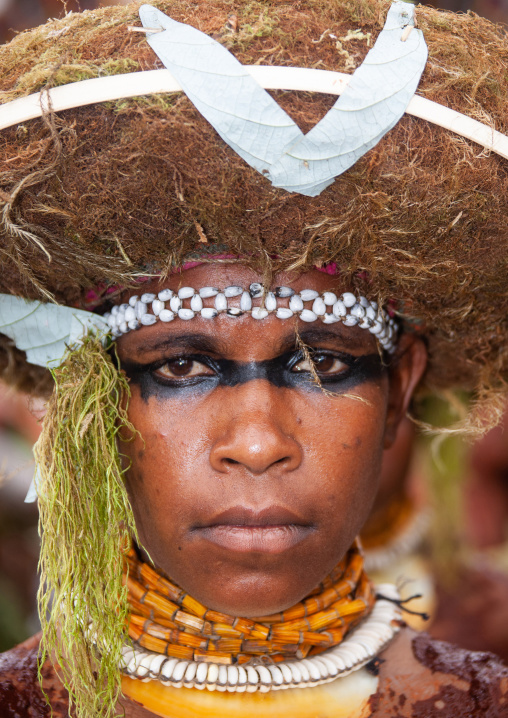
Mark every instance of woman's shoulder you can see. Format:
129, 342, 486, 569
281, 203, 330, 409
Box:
0, 633, 69, 718
374, 626, 508, 717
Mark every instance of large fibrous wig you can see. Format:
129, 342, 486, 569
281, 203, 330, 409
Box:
0, 0, 507, 413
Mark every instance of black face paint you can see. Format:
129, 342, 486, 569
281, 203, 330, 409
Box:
122, 350, 385, 402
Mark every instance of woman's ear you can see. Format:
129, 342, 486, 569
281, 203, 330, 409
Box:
383, 334, 427, 449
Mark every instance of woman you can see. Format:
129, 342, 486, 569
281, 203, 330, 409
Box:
0, 0, 507, 716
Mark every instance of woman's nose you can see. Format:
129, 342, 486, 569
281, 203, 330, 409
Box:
209, 385, 303, 476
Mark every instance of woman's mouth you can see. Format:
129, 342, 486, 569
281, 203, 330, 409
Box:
193, 506, 315, 554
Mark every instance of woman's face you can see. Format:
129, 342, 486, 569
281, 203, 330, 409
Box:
116, 265, 426, 617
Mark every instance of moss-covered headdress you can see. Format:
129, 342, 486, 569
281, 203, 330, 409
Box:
0, 0, 507, 716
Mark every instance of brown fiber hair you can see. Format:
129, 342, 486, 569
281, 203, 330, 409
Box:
0, 0, 507, 428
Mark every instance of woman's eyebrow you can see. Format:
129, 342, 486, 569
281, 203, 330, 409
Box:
133, 333, 224, 355
287, 327, 367, 352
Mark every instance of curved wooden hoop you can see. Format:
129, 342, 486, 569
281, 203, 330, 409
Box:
1, 66, 507, 160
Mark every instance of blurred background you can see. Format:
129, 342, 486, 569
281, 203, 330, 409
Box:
0, 0, 507, 659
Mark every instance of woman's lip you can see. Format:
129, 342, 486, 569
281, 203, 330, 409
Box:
197, 524, 314, 554
201, 505, 309, 527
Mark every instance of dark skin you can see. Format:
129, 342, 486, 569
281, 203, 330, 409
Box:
116, 265, 427, 618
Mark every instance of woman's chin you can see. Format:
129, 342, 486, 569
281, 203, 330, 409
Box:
183, 571, 318, 618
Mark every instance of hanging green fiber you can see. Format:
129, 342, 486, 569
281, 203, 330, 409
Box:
35, 332, 137, 718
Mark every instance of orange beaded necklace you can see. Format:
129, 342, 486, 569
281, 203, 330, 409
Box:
124, 540, 375, 666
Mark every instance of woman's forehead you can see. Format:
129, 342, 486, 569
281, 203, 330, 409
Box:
132, 264, 349, 295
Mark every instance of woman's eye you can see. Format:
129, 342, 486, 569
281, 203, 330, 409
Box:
154, 358, 214, 380
292, 353, 347, 375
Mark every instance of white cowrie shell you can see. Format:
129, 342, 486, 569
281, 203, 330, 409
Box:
178, 287, 194, 299
342, 292, 356, 307
328, 653, 348, 672
151, 299, 164, 316
237, 666, 248, 685
120, 648, 135, 665
169, 296, 182, 312
267, 665, 284, 686
127, 319, 139, 330
120, 303, 129, 311
178, 309, 195, 320
126, 654, 143, 676
158, 289, 173, 301
246, 666, 259, 688
288, 662, 303, 684
201, 308, 218, 319
135, 301, 147, 318
323, 292, 337, 305
289, 295, 304, 312
159, 309, 175, 322
256, 665, 272, 692
141, 293, 156, 303
296, 661, 311, 683
217, 665, 228, 688
119, 322, 128, 334
111, 305, 120, 315
240, 291, 252, 311
226, 665, 239, 688
369, 320, 383, 334
195, 662, 208, 685
343, 315, 359, 326
351, 303, 366, 318
359, 296, 370, 307
275, 286, 294, 298
183, 662, 198, 686
265, 292, 277, 311
252, 307, 268, 320
128, 295, 139, 307
148, 654, 167, 677
206, 663, 219, 686
199, 287, 219, 298
300, 309, 317, 322
190, 295, 203, 311
215, 293, 228, 311
139, 654, 155, 675
171, 661, 188, 685
322, 313, 339, 323
332, 300, 346, 317
140, 314, 157, 326
359, 318, 371, 329
312, 297, 326, 316
227, 308, 243, 316
276, 307, 293, 319
249, 282, 263, 298
371, 301, 379, 310
336, 647, 355, 668
224, 285, 243, 297
299, 289, 319, 301
278, 663, 293, 684
124, 306, 136, 323
315, 655, 338, 677
300, 659, 320, 682
366, 305, 376, 320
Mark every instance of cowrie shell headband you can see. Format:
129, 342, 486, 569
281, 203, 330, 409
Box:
104, 284, 398, 354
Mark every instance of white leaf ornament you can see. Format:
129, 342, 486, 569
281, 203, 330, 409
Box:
140, 1, 427, 197
270, 2, 428, 195
139, 4, 302, 175
0, 295, 108, 368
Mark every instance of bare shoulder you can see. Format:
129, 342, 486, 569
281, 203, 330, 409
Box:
372, 627, 508, 717
0, 633, 69, 718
